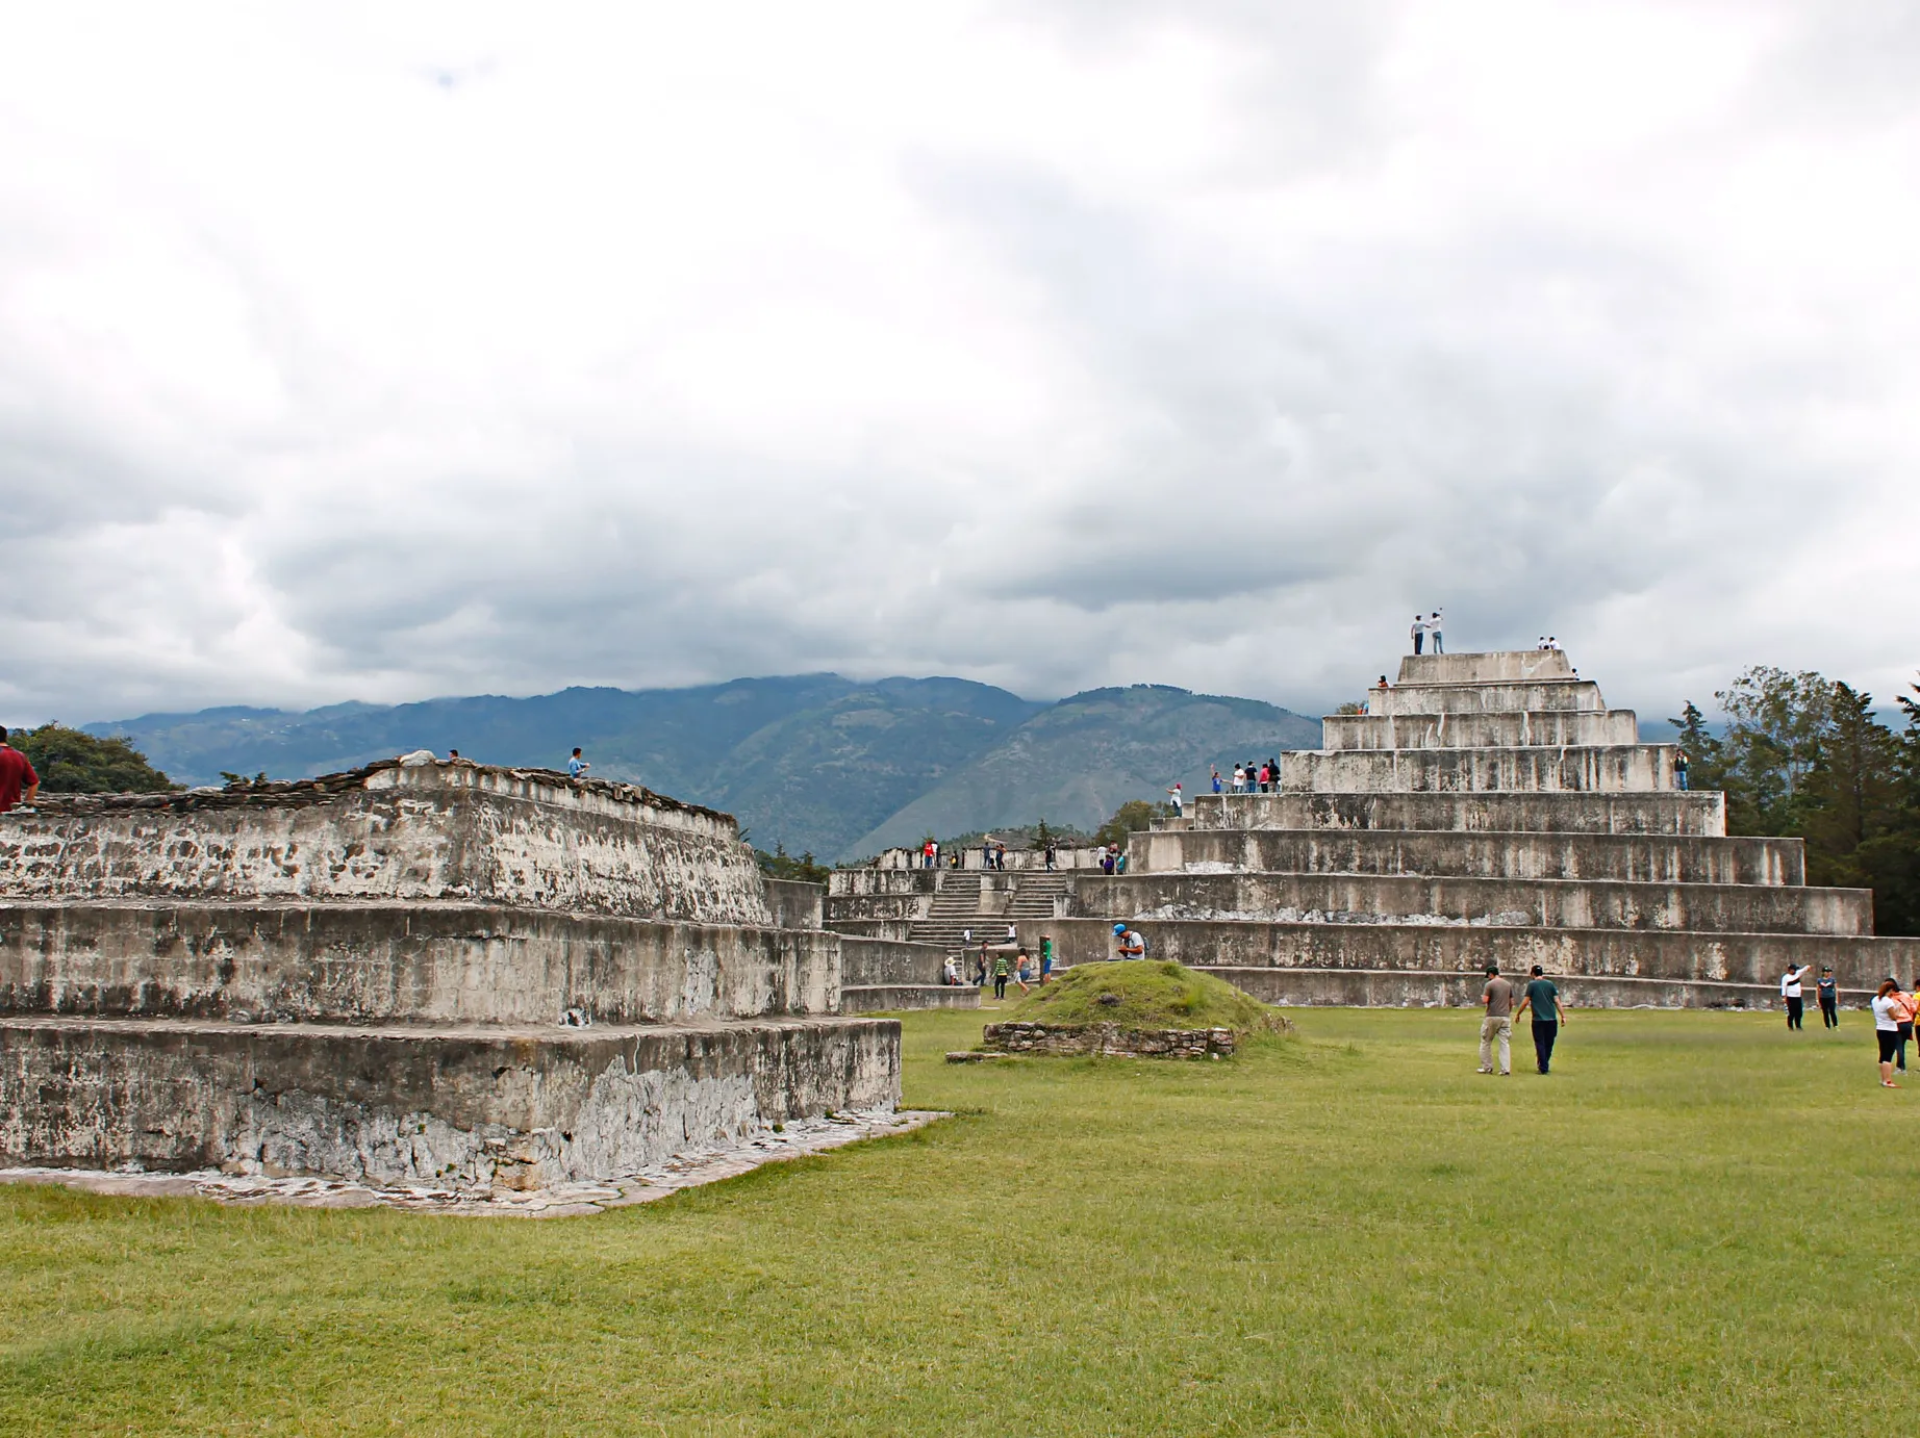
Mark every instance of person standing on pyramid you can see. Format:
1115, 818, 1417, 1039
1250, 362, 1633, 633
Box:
1429, 610, 1445, 654
1411, 614, 1426, 654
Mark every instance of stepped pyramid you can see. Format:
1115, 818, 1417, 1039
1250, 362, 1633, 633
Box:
1027, 650, 1919, 1005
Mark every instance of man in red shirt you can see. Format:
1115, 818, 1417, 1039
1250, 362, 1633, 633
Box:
0, 726, 39, 812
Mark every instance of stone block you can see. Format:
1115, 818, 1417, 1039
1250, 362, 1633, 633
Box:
837, 936, 950, 987
0, 902, 840, 1025
842, 985, 983, 1012
1130, 828, 1804, 886
1040, 917, 1915, 991
1397, 650, 1575, 685
1192, 967, 1862, 1010
0, 1015, 899, 1187
980, 1021, 1235, 1058
1321, 710, 1640, 751
1183, 791, 1726, 836
1073, 870, 1867, 934
0, 763, 770, 925
1373, 680, 1605, 717
1281, 744, 1678, 794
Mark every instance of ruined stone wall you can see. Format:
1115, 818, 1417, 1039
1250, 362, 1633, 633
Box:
0, 1015, 899, 1188
0, 762, 772, 925
0, 903, 840, 1026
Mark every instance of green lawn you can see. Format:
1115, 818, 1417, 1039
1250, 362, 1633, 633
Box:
1, 1008, 1911, 1435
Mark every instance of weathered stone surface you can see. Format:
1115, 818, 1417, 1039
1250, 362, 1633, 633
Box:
979, 1021, 1236, 1058
1281, 743, 1678, 794
1372, 679, 1604, 717
0, 1015, 899, 1188
762, 879, 825, 930
1194, 966, 1850, 1010
0, 763, 771, 925
1398, 650, 1575, 685
1071, 870, 1870, 935
1131, 827, 1804, 886
1183, 791, 1725, 836
838, 936, 949, 987
1321, 710, 1640, 750
842, 985, 982, 1012
1036, 916, 1912, 990
0, 902, 840, 1023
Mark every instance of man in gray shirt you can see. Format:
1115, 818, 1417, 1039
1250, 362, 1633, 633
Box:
1478, 962, 1513, 1075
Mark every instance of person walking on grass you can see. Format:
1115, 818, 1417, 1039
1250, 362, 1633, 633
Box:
1817, 967, 1839, 1028
1013, 947, 1033, 995
1478, 963, 1513, 1076
1514, 964, 1567, 1074
1781, 964, 1809, 1031
992, 948, 1012, 1000
1040, 934, 1055, 983
1873, 980, 1904, 1087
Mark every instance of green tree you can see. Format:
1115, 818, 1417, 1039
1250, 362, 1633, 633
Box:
1093, 799, 1162, 849
1714, 667, 1836, 834
755, 843, 832, 885
13, 724, 176, 794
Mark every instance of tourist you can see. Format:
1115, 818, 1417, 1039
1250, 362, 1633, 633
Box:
1817, 967, 1839, 1028
448, 749, 460, 762
1040, 934, 1055, 983
1101, 849, 1115, 876
1115, 849, 1128, 874
1896, 982, 1916, 1072
567, 747, 590, 779
1231, 764, 1245, 793
1675, 751, 1689, 791
1478, 963, 1513, 1076
1429, 611, 1445, 654
0, 727, 39, 814
1781, 964, 1808, 1031
1872, 980, 1903, 1086
942, 955, 961, 986
1167, 782, 1183, 817
992, 948, 1012, 1000
1006, 923, 1017, 945
1255, 761, 1270, 794
982, 838, 994, 870
1013, 946, 1033, 994
923, 839, 936, 869
1113, 922, 1146, 960
1514, 964, 1567, 1074
1411, 614, 1426, 655
1211, 767, 1222, 794
1044, 839, 1057, 871
1267, 758, 1281, 792
996, 840, 1008, 870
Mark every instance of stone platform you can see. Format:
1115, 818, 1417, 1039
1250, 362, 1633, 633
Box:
0, 760, 935, 1196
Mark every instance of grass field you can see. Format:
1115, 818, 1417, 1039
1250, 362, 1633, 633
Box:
2, 1007, 1914, 1435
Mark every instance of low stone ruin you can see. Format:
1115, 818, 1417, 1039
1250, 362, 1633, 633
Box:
979, 1021, 1237, 1058
0, 759, 952, 1196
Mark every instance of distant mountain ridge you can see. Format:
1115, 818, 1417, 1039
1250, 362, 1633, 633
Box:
86, 675, 1321, 861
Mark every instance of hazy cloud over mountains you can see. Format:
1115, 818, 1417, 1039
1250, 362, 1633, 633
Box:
4, 1, 1918, 724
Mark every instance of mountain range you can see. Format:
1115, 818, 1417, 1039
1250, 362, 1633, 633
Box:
85, 676, 1322, 862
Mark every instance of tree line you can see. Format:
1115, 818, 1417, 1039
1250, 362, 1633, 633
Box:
1672, 667, 1920, 935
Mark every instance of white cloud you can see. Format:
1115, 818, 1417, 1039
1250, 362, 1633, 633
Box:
2, 0, 1917, 723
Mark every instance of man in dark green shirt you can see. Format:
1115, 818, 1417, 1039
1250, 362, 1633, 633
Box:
1514, 964, 1567, 1074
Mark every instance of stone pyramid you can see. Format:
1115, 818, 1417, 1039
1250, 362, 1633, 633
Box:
1039, 649, 1918, 1005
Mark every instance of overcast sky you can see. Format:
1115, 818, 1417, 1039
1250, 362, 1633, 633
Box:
3, 1, 1918, 725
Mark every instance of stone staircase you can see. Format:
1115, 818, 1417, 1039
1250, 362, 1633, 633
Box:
908, 873, 987, 951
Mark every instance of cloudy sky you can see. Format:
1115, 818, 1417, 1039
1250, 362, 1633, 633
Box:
3, 1, 1918, 725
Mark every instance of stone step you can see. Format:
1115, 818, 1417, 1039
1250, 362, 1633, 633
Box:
1282, 744, 1678, 794
0, 1014, 899, 1185
1184, 791, 1724, 836
1397, 650, 1576, 685
824, 918, 918, 942
1320, 710, 1640, 751
0, 901, 842, 1025
1070, 871, 1871, 936
1129, 828, 1803, 887
1372, 680, 1606, 717
1192, 967, 1867, 1011
1036, 915, 1918, 991
840, 984, 981, 1012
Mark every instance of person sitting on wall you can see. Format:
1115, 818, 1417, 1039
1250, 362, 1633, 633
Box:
1112, 922, 1146, 960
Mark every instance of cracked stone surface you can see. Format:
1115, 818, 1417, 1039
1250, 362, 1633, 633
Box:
0, 1109, 946, 1217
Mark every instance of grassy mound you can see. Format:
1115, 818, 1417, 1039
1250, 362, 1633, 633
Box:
1004, 960, 1284, 1032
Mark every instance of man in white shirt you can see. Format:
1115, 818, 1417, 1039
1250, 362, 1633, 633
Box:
1410, 614, 1426, 655
1429, 611, 1445, 654
1781, 965, 1808, 1031
1167, 782, 1183, 816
